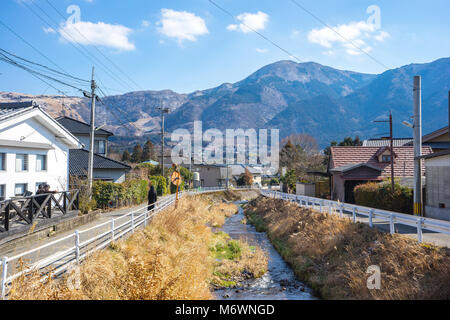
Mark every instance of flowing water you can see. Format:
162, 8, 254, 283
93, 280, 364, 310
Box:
214, 202, 317, 300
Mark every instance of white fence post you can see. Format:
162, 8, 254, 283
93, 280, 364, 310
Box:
131, 211, 135, 232
340, 204, 344, 218
1, 257, 7, 299
389, 214, 395, 234
417, 218, 423, 244
144, 210, 148, 227
75, 230, 80, 264
320, 200, 323, 213
352, 207, 356, 223
111, 219, 115, 242
329, 202, 332, 215
369, 210, 374, 228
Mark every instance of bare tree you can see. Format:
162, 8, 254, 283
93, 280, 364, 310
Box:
281, 134, 319, 155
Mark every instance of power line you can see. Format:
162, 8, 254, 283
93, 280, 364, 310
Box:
23, 0, 135, 92
0, 18, 73, 76
0, 51, 85, 93
0, 47, 89, 84
45, 0, 143, 91
208, 0, 303, 63
288, 0, 391, 70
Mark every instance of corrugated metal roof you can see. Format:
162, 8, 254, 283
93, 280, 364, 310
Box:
0, 101, 35, 120
330, 146, 433, 177
69, 149, 130, 176
362, 138, 413, 147
57, 117, 113, 136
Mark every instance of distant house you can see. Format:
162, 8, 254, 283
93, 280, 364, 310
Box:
362, 138, 413, 147
0, 101, 82, 200
188, 164, 232, 188
56, 117, 130, 183
229, 164, 262, 187
422, 126, 450, 152
362, 126, 450, 152
420, 150, 450, 221
328, 146, 433, 203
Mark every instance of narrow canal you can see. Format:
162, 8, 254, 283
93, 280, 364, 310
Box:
215, 202, 316, 300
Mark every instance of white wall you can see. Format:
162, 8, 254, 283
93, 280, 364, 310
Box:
0, 117, 70, 199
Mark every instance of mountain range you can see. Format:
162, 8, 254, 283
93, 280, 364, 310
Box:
1, 57, 449, 149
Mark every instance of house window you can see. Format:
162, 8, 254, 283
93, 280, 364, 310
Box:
94, 140, 106, 155
0, 185, 5, 201
36, 154, 47, 171
0, 153, 5, 171
382, 155, 391, 163
15, 154, 28, 172
14, 183, 28, 196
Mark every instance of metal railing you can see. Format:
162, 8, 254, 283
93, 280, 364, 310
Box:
0, 187, 244, 299
262, 190, 450, 245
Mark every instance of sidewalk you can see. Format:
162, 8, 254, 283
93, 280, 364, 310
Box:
0, 202, 148, 267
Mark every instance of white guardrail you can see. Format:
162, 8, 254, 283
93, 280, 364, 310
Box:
261, 190, 450, 246
0, 186, 257, 299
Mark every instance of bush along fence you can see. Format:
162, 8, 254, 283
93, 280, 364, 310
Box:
261, 190, 450, 245
92, 179, 148, 209
354, 181, 413, 214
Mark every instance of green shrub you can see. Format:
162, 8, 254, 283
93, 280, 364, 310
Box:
92, 179, 148, 209
149, 175, 168, 196
354, 181, 413, 214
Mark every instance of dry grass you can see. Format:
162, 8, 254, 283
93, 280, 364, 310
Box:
9, 196, 263, 300
245, 196, 450, 300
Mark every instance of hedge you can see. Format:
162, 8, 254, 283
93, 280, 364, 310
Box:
92, 179, 148, 209
149, 175, 169, 196
354, 181, 413, 214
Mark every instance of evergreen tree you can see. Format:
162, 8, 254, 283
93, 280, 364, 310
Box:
142, 140, 156, 161
121, 150, 131, 162
131, 144, 143, 163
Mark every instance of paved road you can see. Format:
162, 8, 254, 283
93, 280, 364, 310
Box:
308, 202, 450, 248
0, 202, 151, 279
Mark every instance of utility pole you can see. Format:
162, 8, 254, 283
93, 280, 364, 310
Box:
389, 112, 395, 194
374, 112, 395, 194
86, 67, 97, 198
158, 105, 169, 177
413, 76, 423, 216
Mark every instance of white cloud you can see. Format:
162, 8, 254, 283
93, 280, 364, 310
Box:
43, 27, 56, 34
141, 20, 150, 28
307, 20, 389, 56
58, 21, 135, 51
256, 48, 268, 53
157, 9, 208, 42
227, 11, 269, 33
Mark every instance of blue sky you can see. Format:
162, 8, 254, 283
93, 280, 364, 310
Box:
1, 0, 449, 96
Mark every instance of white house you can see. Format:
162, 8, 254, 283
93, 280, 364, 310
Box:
0, 101, 82, 200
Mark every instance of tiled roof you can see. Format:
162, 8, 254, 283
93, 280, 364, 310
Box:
329, 146, 433, 177
69, 149, 130, 176
56, 116, 113, 136
423, 126, 449, 143
362, 138, 413, 147
0, 101, 35, 120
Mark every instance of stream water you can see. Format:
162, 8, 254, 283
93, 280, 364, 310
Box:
214, 202, 316, 300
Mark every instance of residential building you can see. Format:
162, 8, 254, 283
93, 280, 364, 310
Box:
56, 116, 130, 183
189, 164, 232, 188
328, 146, 433, 204
229, 164, 262, 187
422, 126, 450, 152
420, 150, 450, 221
0, 101, 81, 200
362, 126, 450, 152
